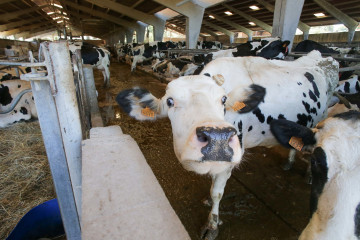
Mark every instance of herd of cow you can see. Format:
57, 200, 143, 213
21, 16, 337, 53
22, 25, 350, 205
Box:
1, 38, 360, 240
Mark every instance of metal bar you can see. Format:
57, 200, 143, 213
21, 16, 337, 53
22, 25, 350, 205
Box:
339, 64, 360, 72
30, 79, 81, 240
43, 41, 83, 224
289, 52, 360, 62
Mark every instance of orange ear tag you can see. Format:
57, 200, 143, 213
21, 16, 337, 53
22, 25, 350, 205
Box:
289, 136, 304, 151
232, 101, 246, 111
141, 107, 155, 118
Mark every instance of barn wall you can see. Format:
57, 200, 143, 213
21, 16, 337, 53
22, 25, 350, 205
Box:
0, 39, 37, 55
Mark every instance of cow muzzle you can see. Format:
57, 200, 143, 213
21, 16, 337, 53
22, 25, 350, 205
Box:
196, 126, 237, 162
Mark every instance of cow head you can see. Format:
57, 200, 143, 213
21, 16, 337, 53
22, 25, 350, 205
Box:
257, 40, 290, 59
116, 74, 243, 175
270, 111, 360, 240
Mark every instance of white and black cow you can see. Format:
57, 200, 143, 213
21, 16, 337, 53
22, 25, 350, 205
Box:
69, 41, 111, 87
115, 50, 338, 239
130, 41, 178, 71
294, 40, 340, 54
270, 111, 360, 240
197, 41, 222, 50
0, 80, 36, 128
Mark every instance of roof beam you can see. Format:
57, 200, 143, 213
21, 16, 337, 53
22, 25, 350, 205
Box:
221, 3, 272, 33
60, 0, 138, 29
0, 21, 49, 37
20, 27, 57, 39
204, 11, 253, 37
313, 0, 358, 31
84, 0, 165, 27
0, 17, 41, 31
0, 0, 17, 4
0, 5, 40, 21
202, 20, 235, 43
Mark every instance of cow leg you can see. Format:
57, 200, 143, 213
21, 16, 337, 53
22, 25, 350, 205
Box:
283, 149, 296, 170
102, 68, 110, 88
201, 168, 232, 240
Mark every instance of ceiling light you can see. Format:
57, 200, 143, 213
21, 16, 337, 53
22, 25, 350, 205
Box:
52, 3, 63, 8
63, 12, 67, 15
314, 12, 325, 17
171, 24, 176, 27
209, 15, 215, 19
47, 12, 54, 15
57, 20, 63, 23
53, 16, 61, 20
249, 22, 256, 26
63, 17, 69, 20
224, 11, 233, 16
249, 5, 259, 10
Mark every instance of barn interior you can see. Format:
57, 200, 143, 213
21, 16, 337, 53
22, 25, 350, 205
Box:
0, 0, 360, 240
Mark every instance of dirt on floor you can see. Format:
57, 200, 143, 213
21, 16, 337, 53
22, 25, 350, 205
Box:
95, 62, 312, 240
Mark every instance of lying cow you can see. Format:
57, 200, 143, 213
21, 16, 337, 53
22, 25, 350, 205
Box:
69, 41, 111, 87
116, 50, 338, 239
270, 111, 360, 240
0, 80, 36, 128
294, 40, 339, 54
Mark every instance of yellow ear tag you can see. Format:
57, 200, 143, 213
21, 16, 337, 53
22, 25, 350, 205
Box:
232, 101, 246, 111
141, 107, 155, 118
289, 136, 304, 151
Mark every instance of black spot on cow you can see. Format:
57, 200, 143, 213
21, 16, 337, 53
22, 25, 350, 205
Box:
18, 85, 21, 88
305, 72, 314, 82
20, 107, 28, 115
248, 126, 253, 132
312, 81, 320, 98
278, 114, 286, 120
204, 73, 210, 77
317, 102, 321, 109
97, 48, 105, 57
309, 90, 318, 102
193, 65, 204, 75
261, 131, 265, 134
252, 108, 265, 123
266, 115, 274, 124
297, 82, 302, 86
14, 110, 17, 113
0, 85, 13, 105
81, 44, 100, 65
355, 202, 360, 238
25, 99, 29, 104
356, 81, 360, 92
303, 92, 306, 98
297, 113, 309, 126
334, 110, 360, 121
32, 96, 34, 100
237, 121, 243, 148
344, 82, 350, 93
232, 42, 255, 57
238, 84, 266, 114
294, 40, 339, 54
310, 147, 328, 216
303, 101, 311, 114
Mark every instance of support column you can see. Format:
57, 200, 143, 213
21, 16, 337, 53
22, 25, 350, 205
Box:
153, 20, 166, 42
186, 9, 204, 49
272, 0, 305, 50
125, 29, 134, 43
136, 22, 147, 43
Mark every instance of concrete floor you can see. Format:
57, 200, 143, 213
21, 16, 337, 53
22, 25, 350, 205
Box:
95, 62, 312, 240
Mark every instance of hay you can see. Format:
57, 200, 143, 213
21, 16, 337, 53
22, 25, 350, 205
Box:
0, 121, 56, 239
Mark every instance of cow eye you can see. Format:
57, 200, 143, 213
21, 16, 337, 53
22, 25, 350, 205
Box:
221, 96, 227, 105
167, 97, 174, 107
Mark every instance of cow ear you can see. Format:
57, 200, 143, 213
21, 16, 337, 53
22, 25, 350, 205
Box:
270, 119, 316, 151
227, 84, 266, 113
116, 87, 167, 121
282, 40, 290, 47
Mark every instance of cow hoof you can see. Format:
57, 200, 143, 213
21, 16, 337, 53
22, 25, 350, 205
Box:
200, 226, 219, 240
282, 162, 292, 171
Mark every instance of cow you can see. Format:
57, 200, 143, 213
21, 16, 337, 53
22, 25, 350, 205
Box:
294, 40, 339, 54
68, 41, 111, 87
0, 80, 36, 128
270, 111, 360, 240
115, 50, 339, 239
130, 41, 178, 71
197, 41, 223, 50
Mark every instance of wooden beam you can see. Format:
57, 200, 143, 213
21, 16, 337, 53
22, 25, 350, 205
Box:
0, 22, 49, 37
0, 5, 40, 21
0, 17, 41, 31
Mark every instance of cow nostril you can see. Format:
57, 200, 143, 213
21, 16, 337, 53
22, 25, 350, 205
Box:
197, 132, 208, 143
